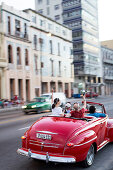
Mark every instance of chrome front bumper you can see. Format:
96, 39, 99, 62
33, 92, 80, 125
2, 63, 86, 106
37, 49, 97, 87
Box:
17, 148, 76, 163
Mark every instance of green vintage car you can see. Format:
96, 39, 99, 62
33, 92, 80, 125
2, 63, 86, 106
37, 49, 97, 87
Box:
22, 97, 52, 114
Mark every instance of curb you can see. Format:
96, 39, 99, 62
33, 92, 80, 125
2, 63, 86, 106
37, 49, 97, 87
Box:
0, 106, 22, 113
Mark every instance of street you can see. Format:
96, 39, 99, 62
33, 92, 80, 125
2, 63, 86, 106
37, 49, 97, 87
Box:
0, 96, 113, 170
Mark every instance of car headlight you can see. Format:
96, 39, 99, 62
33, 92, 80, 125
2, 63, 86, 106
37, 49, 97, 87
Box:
31, 105, 37, 108
22, 106, 27, 109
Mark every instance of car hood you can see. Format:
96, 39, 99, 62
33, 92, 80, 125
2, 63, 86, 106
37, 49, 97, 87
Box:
27, 117, 86, 154
26, 102, 45, 107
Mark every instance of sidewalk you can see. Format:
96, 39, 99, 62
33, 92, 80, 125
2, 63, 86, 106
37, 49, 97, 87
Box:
0, 105, 22, 113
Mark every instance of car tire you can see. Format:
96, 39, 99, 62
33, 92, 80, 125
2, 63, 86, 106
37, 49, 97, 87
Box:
37, 110, 41, 114
82, 144, 94, 167
24, 111, 28, 115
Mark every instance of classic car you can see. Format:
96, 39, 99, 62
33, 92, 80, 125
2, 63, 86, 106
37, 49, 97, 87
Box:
17, 101, 113, 167
22, 97, 52, 114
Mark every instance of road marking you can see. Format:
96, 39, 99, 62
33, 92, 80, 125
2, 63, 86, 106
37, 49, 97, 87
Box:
0, 112, 51, 125
18, 126, 30, 131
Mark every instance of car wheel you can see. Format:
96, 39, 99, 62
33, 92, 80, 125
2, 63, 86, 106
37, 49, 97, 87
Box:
24, 111, 28, 115
82, 144, 94, 167
37, 110, 41, 114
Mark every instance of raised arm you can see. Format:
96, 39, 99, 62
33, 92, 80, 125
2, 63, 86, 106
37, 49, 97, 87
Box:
82, 95, 86, 109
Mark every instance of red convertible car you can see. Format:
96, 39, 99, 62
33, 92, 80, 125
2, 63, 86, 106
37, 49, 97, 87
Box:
17, 102, 113, 167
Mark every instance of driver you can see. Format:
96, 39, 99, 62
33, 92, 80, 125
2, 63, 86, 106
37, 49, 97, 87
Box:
87, 105, 106, 118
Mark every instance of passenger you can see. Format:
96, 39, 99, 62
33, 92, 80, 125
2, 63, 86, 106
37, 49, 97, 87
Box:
88, 105, 106, 118
64, 102, 71, 114
51, 98, 64, 117
70, 95, 86, 118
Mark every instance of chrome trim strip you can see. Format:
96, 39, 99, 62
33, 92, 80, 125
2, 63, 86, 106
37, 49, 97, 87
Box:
29, 140, 60, 146
74, 137, 97, 147
17, 149, 76, 163
29, 142, 59, 148
36, 131, 58, 135
97, 141, 109, 152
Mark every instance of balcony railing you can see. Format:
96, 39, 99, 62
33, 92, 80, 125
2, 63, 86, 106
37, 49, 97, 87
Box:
103, 58, 113, 64
6, 31, 29, 41
62, 2, 81, 10
15, 31, 29, 40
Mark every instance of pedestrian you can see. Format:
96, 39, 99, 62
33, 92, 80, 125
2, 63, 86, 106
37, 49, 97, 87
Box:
51, 98, 64, 117
70, 95, 86, 118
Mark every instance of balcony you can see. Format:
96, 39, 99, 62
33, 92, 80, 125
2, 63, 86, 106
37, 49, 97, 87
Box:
25, 66, 30, 71
8, 63, 15, 70
15, 31, 29, 40
62, 2, 81, 11
104, 75, 113, 80
0, 58, 7, 68
6, 31, 29, 41
17, 65, 23, 70
103, 58, 113, 65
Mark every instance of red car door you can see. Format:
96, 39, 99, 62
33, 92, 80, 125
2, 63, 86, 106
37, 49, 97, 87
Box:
98, 118, 107, 144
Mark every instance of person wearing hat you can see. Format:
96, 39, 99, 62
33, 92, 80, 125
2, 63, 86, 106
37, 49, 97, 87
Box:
64, 102, 72, 114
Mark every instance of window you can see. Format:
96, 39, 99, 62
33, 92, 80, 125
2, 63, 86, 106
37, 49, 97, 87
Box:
47, 0, 49, 5
38, 9, 43, 14
34, 35, 37, 50
17, 47, 21, 65
15, 20, 20, 35
47, 7, 50, 15
25, 49, 29, 66
40, 19, 45, 26
8, 45, 13, 63
38, 0, 42, 4
24, 23, 28, 39
62, 30, 66, 36
58, 61, 61, 76
34, 55, 38, 74
54, 4, 60, 10
55, 15, 60, 21
70, 48, 73, 55
49, 40, 53, 54
98, 77, 101, 83
50, 59, 54, 76
58, 43, 60, 56
8, 16, 11, 34
32, 16, 36, 23
48, 23, 52, 30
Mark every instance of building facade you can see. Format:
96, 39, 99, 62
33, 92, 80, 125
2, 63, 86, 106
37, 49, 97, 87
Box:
35, 0, 103, 94
0, 3, 74, 100
101, 45, 113, 95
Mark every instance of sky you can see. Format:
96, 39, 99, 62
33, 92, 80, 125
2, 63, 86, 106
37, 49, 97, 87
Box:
0, 0, 113, 41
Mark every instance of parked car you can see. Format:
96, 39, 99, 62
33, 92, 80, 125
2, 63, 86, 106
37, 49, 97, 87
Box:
22, 97, 52, 114
85, 92, 99, 98
17, 101, 113, 167
0, 100, 4, 108
41, 92, 66, 107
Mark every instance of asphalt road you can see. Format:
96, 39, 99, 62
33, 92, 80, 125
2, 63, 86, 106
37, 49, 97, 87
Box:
0, 96, 113, 170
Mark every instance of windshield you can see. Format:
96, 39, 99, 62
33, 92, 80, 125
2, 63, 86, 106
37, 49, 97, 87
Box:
86, 103, 104, 113
33, 98, 46, 102
41, 95, 51, 99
